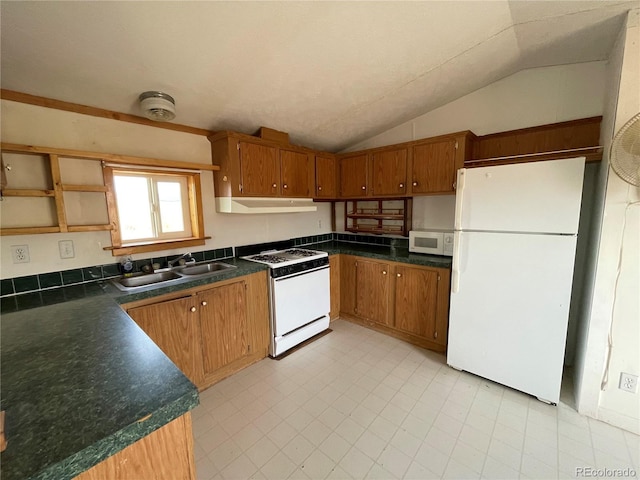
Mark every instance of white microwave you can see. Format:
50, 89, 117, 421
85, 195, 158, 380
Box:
409, 230, 454, 256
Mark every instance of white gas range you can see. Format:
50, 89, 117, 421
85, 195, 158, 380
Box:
242, 248, 330, 357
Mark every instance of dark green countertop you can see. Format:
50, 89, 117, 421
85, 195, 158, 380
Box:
305, 241, 453, 269
0, 258, 266, 480
0, 249, 441, 479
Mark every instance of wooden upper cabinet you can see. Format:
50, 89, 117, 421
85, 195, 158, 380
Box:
315, 155, 338, 198
410, 139, 458, 194
199, 281, 249, 375
393, 265, 438, 338
340, 154, 368, 198
279, 149, 312, 197
238, 141, 279, 196
371, 148, 408, 196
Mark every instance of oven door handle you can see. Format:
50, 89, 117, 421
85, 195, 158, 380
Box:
273, 264, 329, 281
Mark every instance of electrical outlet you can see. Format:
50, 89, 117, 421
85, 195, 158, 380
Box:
11, 245, 30, 264
59, 240, 75, 259
619, 373, 638, 393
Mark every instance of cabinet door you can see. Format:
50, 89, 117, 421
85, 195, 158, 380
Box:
127, 296, 203, 385
394, 265, 438, 338
281, 149, 313, 197
329, 255, 341, 320
340, 255, 357, 316
356, 258, 390, 325
340, 154, 368, 197
315, 155, 337, 198
371, 148, 408, 196
239, 141, 279, 196
198, 281, 249, 375
411, 139, 457, 194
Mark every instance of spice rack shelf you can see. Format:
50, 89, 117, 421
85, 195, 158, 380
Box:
345, 199, 412, 236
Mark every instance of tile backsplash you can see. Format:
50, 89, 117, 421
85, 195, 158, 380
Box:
0, 246, 234, 297
1, 232, 407, 297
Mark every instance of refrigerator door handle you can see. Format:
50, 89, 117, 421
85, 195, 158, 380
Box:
454, 169, 465, 230
452, 231, 462, 293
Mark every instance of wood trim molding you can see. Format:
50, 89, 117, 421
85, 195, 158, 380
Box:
49, 154, 69, 232
464, 146, 603, 168
1, 89, 213, 137
1, 142, 219, 171
104, 237, 209, 256
0, 226, 62, 236
470, 116, 602, 162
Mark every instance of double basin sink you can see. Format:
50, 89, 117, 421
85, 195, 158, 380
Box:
112, 261, 236, 291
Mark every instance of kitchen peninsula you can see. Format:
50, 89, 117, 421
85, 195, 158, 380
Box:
0, 292, 198, 480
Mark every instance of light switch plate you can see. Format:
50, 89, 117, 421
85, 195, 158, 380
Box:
59, 240, 75, 259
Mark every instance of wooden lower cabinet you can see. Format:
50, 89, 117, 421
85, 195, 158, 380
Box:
76, 413, 196, 480
394, 265, 449, 346
124, 271, 269, 390
340, 255, 389, 324
329, 255, 341, 320
199, 281, 249, 375
340, 255, 357, 316
355, 258, 390, 325
339, 255, 450, 352
127, 296, 204, 386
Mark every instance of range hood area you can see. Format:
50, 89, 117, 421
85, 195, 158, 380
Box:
215, 197, 318, 214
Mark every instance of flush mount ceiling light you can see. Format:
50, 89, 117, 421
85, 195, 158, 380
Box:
138, 91, 176, 122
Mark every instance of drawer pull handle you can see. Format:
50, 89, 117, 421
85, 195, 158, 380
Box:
412, 181, 418, 186
201, 301, 207, 306
361, 186, 366, 190
190, 306, 197, 313
272, 183, 277, 188
283, 184, 288, 189
399, 183, 404, 188
397, 273, 401, 277
382, 270, 387, 275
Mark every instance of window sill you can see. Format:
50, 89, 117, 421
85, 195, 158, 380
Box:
104, 237, 209, 256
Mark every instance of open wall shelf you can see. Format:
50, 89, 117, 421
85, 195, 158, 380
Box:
344, 198, 412, 236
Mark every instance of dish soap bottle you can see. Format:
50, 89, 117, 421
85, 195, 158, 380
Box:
120, 256, 134, 277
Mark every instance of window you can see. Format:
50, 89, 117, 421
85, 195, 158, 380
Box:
104, 167, 205, 255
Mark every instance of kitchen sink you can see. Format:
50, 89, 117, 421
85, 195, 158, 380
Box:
177, 262, 236, 276
111, 262, 237, 291
114, 271, 182, 289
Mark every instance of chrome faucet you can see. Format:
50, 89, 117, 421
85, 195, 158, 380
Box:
168, 252, 192, 268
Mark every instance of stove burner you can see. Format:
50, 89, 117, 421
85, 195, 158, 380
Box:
250, 254, 287, 263
284, 249, 318, 257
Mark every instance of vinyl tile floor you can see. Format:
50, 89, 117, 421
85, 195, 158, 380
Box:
192, 320, 639, 479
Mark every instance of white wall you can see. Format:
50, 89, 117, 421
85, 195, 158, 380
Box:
343, 61, 606, 232
575, 9, 640, 435
0, 101, 331, 278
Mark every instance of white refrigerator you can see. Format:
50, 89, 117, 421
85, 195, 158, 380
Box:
447, 157, 586, 404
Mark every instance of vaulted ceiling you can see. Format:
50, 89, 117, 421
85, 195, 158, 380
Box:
0, 1, 636, 152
